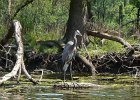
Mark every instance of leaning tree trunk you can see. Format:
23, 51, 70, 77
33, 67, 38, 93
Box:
0, 20, 37, 85
63, 0, 87, 45
87, 0, 93, 22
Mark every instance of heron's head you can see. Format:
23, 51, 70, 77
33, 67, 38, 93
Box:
75, 30, 82, 37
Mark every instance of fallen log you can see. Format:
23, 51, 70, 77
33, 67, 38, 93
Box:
86, 30, 134, 56
53, 82, 102, 89
0, 20, 37, 85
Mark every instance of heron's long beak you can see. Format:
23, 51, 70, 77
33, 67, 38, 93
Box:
76, 30, 82, 36
79, 33, 82, 36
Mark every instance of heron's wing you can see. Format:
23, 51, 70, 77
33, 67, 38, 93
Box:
62, 41, 74, 62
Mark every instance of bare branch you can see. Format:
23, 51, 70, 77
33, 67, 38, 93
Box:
12, 0, 34, 19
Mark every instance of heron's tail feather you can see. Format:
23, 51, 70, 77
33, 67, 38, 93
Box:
63, 63, 69, 72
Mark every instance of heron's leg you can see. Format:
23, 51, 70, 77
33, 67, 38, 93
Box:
70, 61, 73, 82
63, 71, 66, 83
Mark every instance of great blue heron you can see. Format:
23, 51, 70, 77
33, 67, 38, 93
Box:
62, 30, 82, 82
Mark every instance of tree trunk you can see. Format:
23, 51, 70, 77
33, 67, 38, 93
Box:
136, 8, 140, 30
7, 0, 12, 26
63, 0, 87, 45
119, 4, 123, 28
87, 0, 93, 22
102, 0, 106, 22
124, 0, 128, 7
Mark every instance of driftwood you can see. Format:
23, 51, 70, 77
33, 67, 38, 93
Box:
0, 20, 37, 85
86, 30, 134, 56
53, 82, 102, 89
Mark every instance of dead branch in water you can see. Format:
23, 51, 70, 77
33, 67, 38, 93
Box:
0, 20, 37, 85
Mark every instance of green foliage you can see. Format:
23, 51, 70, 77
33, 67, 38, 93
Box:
15, 0, 69, 34
0, 0, 69, 54
87, 39, 125, 56
0, 0, 139, 55
23, 30, 62, 54
99, 40, 124, 53
90, 0, 138, 35
130, 0, 140, 8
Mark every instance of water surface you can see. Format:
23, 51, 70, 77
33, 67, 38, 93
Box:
0, 84, 140, 100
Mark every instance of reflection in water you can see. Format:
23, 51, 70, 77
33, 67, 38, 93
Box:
0, 85, 140, 100
35, 93, 63, 100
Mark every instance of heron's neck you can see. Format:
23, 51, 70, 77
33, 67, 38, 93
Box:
74, 35, 77, 47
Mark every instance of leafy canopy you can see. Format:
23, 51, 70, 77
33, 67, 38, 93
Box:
130, 0, 140, 8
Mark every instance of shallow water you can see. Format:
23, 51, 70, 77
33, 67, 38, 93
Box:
0, 84, 140, 100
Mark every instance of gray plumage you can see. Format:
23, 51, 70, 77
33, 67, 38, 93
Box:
62, 41, 75, 71
62, 30, 82, 81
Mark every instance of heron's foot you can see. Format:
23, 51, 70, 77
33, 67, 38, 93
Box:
16, 81, 20, 85
61, 82, 70, 89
